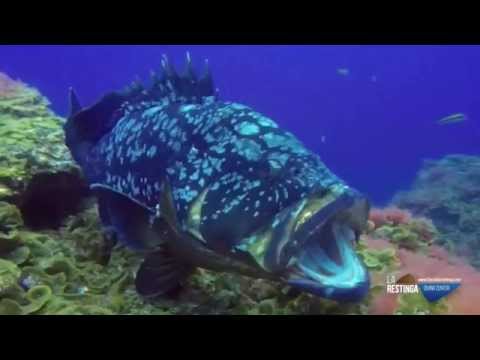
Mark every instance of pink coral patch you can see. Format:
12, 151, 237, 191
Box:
367, 249, 480, 314
368, 207, 412, 228
369, 293, 398, 315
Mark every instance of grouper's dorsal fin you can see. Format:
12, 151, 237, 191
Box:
68, 91, 130, 144
68, 87, 82, 118
197, 59, 215, 97
139, 52, 218, 106
183, 52, 196, 81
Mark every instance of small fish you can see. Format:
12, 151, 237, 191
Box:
321, 135, 327, 144
437, 113, 467, 125
64, 54, 371, 303
370, 75, 377, 83
336, 68, 350, 77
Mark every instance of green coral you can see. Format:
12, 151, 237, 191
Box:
357, 240, 398, 271
0, 201, 452, 315
5, 246, 30, 265
0, 198, 441, 315
395, 292, 449, 315
373, 222, 434, 252
0, 299, 23, 315
0, 201, 23, 229
0, 259, 21, 296
0, 77, 87, 234
0, 199, 145, 314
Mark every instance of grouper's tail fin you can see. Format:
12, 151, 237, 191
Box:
64, 52, 217, 164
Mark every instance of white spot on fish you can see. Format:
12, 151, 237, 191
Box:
234, 122, 260, 136
257, 116, 278, 128
234, 139, 262, 161
179, 104, 197, 113
230, 103, 248, 111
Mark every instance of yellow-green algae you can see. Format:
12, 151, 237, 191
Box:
395, 292, 449, 315
0, 75, 84, 207
1, 199, 409, 315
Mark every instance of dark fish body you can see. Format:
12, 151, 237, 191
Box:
64, 54, 371, 302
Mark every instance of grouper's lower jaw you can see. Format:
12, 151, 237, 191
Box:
287, 221, 370, 302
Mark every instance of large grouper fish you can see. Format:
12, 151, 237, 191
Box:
64, 53, 371, 302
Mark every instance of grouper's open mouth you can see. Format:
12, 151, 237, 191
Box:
284, 190, 370, 302
235, 185, 370, 302
287, 219, 369, 302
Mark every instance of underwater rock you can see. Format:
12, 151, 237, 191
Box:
0, 72, 89, 229
392, 154, 480, 267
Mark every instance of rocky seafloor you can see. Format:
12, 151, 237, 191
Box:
393, 155, 480, 269
1, 73, 479, 315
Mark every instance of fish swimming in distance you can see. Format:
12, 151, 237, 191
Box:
64, 53, 371, 303
437, 113, 467, 125
336, 68, 350, 77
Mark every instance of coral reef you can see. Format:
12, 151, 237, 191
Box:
3, 196, 472, 315
369, 207, 412, 227
393, 155, 480, 268
367, 207, 437, 251
0, 73, 22, 98
0, 72, 88, 229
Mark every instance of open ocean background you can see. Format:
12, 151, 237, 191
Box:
1, 45, 479, 204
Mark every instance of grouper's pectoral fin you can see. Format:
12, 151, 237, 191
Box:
92, 185, 165, 250
135, 178, 216, 298
135, 246, 193, 298
134, 178, 197, 298
158, 180, 180, 236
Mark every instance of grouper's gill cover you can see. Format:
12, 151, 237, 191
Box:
64, 54, 370, 301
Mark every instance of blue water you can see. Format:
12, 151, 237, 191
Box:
1, 45, 479, 204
